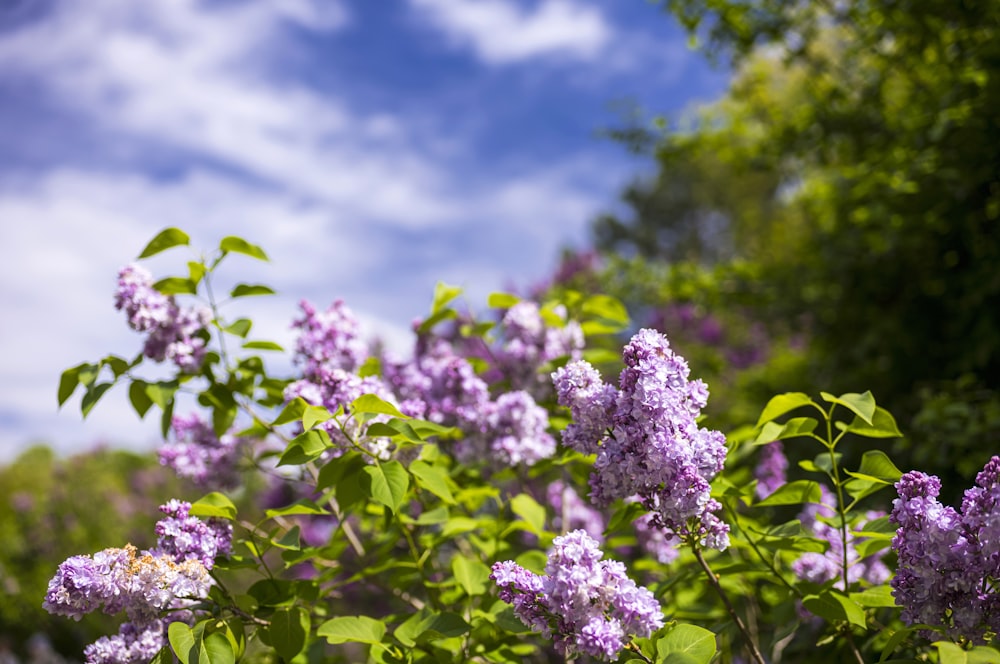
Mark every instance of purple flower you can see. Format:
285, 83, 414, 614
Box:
548, 480, 605, 540
754, 441, 788, 499
458, 390, 556, 467
154, 500, 232, 569
159, 414, 249, 489
84, 621, 170, 664
890, 458, 1000, 641
552, 329, 730, 550
493, 302, 584, 399
292, 299, 367, 377
491, 530, 663, 661
114, 264, 211, 372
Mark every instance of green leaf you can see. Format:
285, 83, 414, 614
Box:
581, 294, 630, 326
848, 450, 904, 484
269, 607, 310, 662
488, 292, 521, 309
273, 397, 308, 426
802, 590, 867, 629
265, 499, 330, 519
278, 429, 332, 466
57, 363, 88, 406
351, 393, 406, 420
753, 480, 821, 507
243, 340, 284, 351
394, 610, 470, 647
219, 236, 268, 261
851, 585, 897, 608
756, 392, 815, 427
189, 492, 237, 520
197, 632, 234, 664
149, 645, 173, 664
510, 493, 546, 536
153, 277, 198, 295
188, 261, 206, 284
656, 624, 717, 664
224, 318, 252, 338
317, 616, 386, 645
139, 227, 190, 258
934, 642, 1000, 664
230, 284, 275, 298
409, 460, 456, 504
128, 380, 154, 418
821, 391, 876, 425
168, 622, 196, 664
844, 406, 903, 438
101, 355, 130, 378
451, 555, 491, 596
361, 461, 409, 514
752, 417, 819, 446
431, 282, 462, 314
81, 383, 113, 418
302, 404, 332, 431
146, 381, 178, 409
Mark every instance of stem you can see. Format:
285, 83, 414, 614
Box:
724, 504, 802, 598
624, 642, 653, 663
692, 547, 767, 664
824, 408, 851, 592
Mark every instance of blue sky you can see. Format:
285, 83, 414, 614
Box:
0, 0, 728, 460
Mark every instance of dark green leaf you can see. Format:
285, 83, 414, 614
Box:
802, 590, 867, 629
129, 380, 154, 418
146, 381, 178, 409
219, 236, 268, 261
139, 227, 190, 258
81, 383, 113, 418
57, 363, 87, 406
269, 607, 310, 662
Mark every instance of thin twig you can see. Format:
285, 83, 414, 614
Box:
692, 547, 768, 664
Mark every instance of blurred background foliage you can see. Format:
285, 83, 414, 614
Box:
576, 0, 1000, 496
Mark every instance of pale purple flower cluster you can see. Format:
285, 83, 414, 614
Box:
155, 499, 232, 569
552, 329, 729, 550
634, 511, 681, 564
491, 530, 663, 661
548, 480, 605, 540
291, 299, 367, 377
891, 457, 1000, 641
792, 486, 889, 589
494, 302, 584, 398
114, 264, 211, 372
159, 414, 249, 489
754, 441, 788, 499
44, 500, 229, 664
458, 391, 556, 467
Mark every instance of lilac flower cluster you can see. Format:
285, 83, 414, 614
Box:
115, 264, 211, 372
891, 457, 1000, 641
493, 302, 584, 399
491, 530, 664, 660
291, 299, 367, 377
754, 441, 788, 499
547, 480, 605, 540
791, 486, 889, 589
458, 391, 556, 467
159, 414, 249, 489
44, 501, 230, 664
552, 329, 729, 550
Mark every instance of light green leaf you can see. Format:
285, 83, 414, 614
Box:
302, 404, 332, 431
153, 277, 198, 295
189, 492, 237, 520
197, 632, 234, 664
848, 450, 904, 484
510, 493, 546, 536
844, 406, 903, 438
756, 392, 815, 427
431, 282, 462, 314
394, 610, 470, 647
230, 284, 275, 298
488, 292, 521, 309
265, 499, 330, 519
269, 607, 310, 662
656, 623, 717, 664
934, 642, 1000, 663
224, 318, 252, 338
409, 460, 456, 504
753, 480, 821, 507
278, 429, 331, 466
361, 460, 409, 513
242, 340, 284, 351
821, 390, 876, 425
219, 236, 268, 261
146, 381, 178, 409
451, 555, 491, 596
168, 622, 196, 664
273, 397, 308, 426
317, 616, 386, 645
581, 294, 630, 326
752, 417, 819, 446
851, 585, 897, 608
139, 227, 190, 258
351, 393, 406, 420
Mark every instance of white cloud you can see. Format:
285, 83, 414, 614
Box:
408, 0, 611, 65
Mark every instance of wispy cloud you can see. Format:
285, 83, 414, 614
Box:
408, 0, 611, 65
